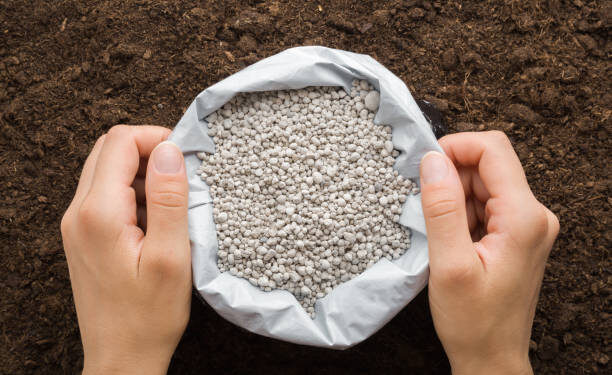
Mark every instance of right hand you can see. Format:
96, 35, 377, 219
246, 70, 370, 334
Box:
420, 131, 559, 375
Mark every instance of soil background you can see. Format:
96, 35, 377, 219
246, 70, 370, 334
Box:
1, 0, 610, 374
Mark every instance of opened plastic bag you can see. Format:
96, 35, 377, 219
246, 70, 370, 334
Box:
169, 46, 442, 349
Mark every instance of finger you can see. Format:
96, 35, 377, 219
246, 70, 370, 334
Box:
140, 141, 190, 278
439, 132, 546, 248
72, 135, 106, 207
91, 125, 170, 192
87, 125, 171, 228
132, 177, 146, 204
438, 131, 532, 200
420, 151, 481, 283
470, 171, 490, 204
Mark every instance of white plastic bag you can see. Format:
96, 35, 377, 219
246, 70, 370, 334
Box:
169, 46, 442, 349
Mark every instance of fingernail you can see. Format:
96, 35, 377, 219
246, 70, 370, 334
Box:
153, 141, 183, 174
421, 151, 448, 184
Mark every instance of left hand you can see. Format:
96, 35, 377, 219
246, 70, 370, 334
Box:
60, 125, 191, 374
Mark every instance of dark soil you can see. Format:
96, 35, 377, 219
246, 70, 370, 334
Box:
1, 1, 610, 374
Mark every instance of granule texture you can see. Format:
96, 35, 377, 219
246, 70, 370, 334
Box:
197, 80, 417, 316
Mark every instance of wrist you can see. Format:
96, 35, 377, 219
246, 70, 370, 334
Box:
82, 346, 172, 375
450, 352, 532, 375
83, 360, 169, 375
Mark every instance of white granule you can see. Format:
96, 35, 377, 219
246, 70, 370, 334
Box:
197, 80, 417, 318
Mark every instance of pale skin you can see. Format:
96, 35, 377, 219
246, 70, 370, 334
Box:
61, 126, 558, 374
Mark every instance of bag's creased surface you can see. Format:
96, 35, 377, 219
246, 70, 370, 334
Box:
169, 46, 442, 349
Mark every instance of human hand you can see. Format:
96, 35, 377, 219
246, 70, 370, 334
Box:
60, 125, 191, 374
420, 131, 559, 375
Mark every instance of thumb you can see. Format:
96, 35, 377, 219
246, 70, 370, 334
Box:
420, 151, 477, 281
142, 141, 190, 274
